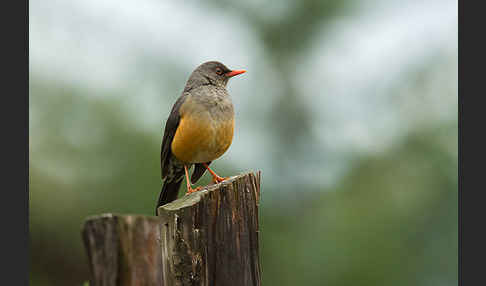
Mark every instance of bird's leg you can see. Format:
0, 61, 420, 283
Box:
203, 163, 228, 183
184, 165, 203, 195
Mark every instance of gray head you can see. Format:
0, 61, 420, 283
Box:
184, 61, 246, 91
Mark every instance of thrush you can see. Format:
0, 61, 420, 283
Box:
155, 61, 246, 214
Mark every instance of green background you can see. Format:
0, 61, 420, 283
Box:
30, 0, 457, 285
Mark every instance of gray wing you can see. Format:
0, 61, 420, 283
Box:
161, 93, 188, 178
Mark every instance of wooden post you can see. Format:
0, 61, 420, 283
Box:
158, 171, 261, 286
82, 214, 164, 286
82, 171, 261, 286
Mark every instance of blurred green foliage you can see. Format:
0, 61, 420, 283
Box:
29, 79, 457, 285
260, 124, 457, 286
29, 0, 457, 285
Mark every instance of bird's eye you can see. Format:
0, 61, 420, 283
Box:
215, 68, 223, 75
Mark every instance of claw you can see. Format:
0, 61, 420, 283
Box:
186, 186, 203, 195
211, 175, 228, 184
203, 163, 228, 184
184, 165, 204, 195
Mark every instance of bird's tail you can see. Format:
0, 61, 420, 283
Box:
155, 178, 183, 215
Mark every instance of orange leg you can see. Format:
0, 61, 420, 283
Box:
203, 163, 228, 183
184, 165, 203, 195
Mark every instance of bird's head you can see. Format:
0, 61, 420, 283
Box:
185, 61, 246, 90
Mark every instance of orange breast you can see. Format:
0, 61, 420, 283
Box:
171, 113, 234, 163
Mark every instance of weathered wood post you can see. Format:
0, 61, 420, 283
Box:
82, 171, 261, 286
82, 214, 164, 285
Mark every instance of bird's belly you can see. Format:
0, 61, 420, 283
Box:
171, 113, 234, 163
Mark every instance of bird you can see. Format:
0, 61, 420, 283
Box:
155, 61, 246, 215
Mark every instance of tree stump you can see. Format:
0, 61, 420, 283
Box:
82, 171, 261, 286
82, 214, 163, 286
158, 171, 261, 286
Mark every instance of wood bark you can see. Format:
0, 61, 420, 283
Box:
158, 171, 261, 286
82, 171, 261, 286
82, 214, 164, 286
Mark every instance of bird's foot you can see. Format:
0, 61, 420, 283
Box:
186, 186, 203, 195
211, 175, 228, 184
203, 163, 228, 184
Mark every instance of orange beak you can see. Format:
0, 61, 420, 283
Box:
225, 69, 246, 77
